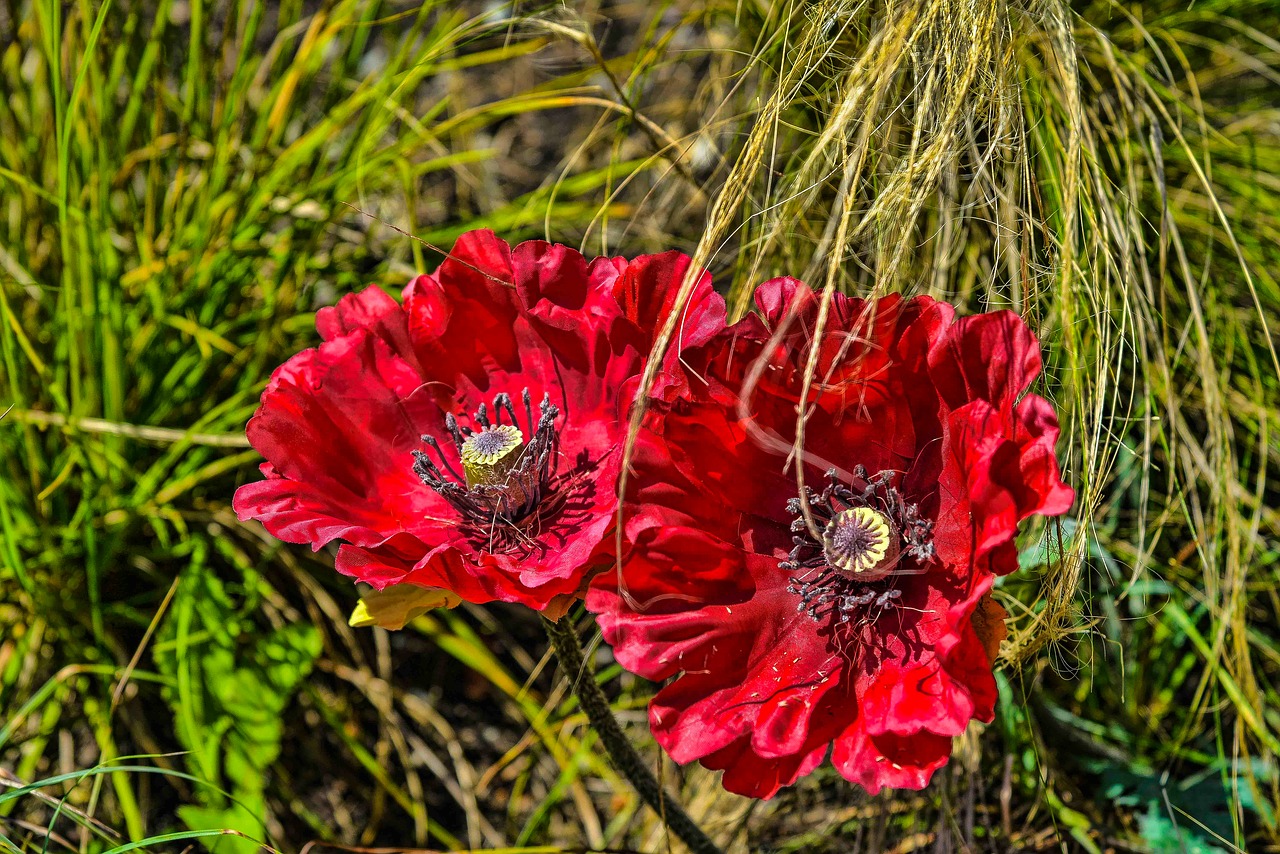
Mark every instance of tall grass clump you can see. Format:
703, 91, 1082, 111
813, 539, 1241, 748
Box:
643, 1, 1280, 848
0, 1, 699, 849
1, 0, 1277, 852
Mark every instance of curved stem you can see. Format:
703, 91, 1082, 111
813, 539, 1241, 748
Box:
542, 616, 723, 854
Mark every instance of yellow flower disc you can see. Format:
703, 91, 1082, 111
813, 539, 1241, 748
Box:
460, 424, 524, 486
823, 506, 896, 576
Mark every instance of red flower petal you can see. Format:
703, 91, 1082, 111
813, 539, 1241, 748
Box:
402, 229, 519, 384
613, 251, 725, 351
831, 723, 953, 795
707, 737, 829, 799
927, 309, 1044, 413
237, 230, 728, 613
317, 286, 407, 345
236, 331, 449, 548
591, 277, 1072, 796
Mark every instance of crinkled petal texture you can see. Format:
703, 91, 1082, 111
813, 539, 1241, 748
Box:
588, 279, 1072, 797
234, 229, 726, 611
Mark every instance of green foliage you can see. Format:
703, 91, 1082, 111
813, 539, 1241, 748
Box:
153, 556, 321, 854
1097, 761, 1251, 853
0, 0, 1277, 851
0, 0, 685, 847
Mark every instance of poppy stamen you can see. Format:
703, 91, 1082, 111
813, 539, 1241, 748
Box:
413, 389, 563, 553
783, 468, 935, 624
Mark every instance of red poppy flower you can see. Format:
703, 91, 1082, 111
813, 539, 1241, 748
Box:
588, 278, 1073, 797
234, 229, 726, 614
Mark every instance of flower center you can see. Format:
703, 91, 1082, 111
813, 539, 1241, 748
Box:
412, 389, 561, 552
461, 424, 523, 485
784, 466, 935, 623
823, 506, 900, 576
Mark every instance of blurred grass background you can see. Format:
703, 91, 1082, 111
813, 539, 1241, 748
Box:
0, 0, 1277, 852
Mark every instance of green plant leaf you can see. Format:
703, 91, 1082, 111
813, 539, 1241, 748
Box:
155, 562, 320, 853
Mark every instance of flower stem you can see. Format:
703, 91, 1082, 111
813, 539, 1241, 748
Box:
541, 615, 723, 854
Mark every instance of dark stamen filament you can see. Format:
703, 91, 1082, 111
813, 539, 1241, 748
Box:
413, 388, 563, 555
782, 467, 934, 625
421, 435, 466, 483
